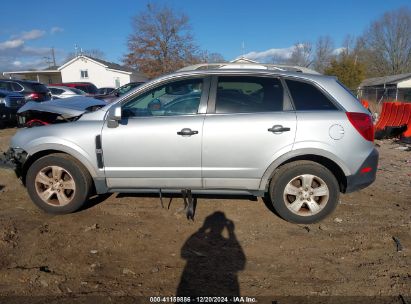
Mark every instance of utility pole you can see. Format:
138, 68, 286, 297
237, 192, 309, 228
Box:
43, 56, 52, 68
241, 41, 245, 58
51, 47, 56, 67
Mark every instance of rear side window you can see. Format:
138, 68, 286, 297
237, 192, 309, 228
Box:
285, 79, 337, 111
215, 76, 285, 113
69, 88, 85, 95
30, 83, 49, 93
75, 85, 97, 94
50, 88, 64, 95
11, 82, 23, 92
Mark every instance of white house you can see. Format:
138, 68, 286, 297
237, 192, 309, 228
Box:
3, 55, 147, 88
58, 55, 147, 88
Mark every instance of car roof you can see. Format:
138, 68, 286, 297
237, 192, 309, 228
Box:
178, 63, 321, 74
48, 86, 73, 90
0, 79, 42, 85
151, 68, 336, 86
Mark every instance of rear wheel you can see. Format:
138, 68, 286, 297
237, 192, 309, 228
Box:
26, 153, 92, 214
269, 161, 339, 224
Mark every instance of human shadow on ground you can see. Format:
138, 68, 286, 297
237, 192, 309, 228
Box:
176, 211, 246, 297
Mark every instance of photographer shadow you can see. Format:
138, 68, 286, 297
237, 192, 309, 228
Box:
176, 211, 246, 297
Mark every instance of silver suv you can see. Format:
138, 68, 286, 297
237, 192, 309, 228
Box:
5, 68, 378, 223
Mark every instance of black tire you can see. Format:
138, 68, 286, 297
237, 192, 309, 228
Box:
26, 153, 92, 214
269, 160, 340, 224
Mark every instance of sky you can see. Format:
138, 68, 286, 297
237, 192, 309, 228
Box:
1, 0, 410, 72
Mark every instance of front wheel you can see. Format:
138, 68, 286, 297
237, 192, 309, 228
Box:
269, 161, 340, 224
26, 153, 92, 214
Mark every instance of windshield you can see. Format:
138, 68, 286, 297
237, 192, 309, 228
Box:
114, 82, 143, 96
69, 88, 86, 95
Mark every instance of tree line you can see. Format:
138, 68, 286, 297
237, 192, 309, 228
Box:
122, 4, 411, 89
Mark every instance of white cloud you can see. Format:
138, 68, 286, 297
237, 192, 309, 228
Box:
0, 39, 24, 50
238, 46, 295, 63
0, 29, 53, 71
19, 29, 46, 40
50, 27, 64, 34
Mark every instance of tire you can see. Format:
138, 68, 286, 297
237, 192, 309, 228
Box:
269, 160, 340, 224
26, 153, 92, 214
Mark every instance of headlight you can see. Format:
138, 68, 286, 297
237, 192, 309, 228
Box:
0, 98, 6, 105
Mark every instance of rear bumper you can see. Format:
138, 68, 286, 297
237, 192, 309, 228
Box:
345, 148, 379, 193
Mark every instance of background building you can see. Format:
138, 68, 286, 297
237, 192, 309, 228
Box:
2, 55, 147, 88
358, 73, 411, 103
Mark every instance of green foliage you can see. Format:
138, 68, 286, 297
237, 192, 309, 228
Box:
324, 54, 365, 89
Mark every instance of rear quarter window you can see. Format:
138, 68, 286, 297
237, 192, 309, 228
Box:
285, 79, 337, 111
29, 83, 49, 93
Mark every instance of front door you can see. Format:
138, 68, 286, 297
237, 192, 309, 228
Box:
101, 77, 209, 189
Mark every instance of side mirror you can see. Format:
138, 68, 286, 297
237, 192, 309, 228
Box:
107, 105, 122, 128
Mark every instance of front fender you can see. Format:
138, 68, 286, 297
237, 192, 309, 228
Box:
22, 137, 101, 178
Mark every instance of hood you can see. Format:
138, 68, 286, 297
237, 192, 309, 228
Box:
17, 96, 106, 118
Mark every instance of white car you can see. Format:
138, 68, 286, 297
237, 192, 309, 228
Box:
48, 86, 86, 99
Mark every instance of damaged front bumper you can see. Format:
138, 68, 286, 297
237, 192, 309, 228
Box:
1, 148, 28, 177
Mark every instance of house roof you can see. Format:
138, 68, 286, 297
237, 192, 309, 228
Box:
58, 55, 145, 76
87, 56, 137, 73
231, 57, 259, 64
359, 73, 411, 87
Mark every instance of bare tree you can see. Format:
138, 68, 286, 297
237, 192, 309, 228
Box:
360, 7, 411, 76
287, 42, 313, 67
207, 52, 226, 63
197, 51, 226, 63
268, 54, 288, 65
123, 3, 200, 78
313, 36, 335, 73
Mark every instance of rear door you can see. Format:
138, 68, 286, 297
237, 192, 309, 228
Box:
202, 75, 297, 190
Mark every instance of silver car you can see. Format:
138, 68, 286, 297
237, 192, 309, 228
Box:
5, 68, 378, 223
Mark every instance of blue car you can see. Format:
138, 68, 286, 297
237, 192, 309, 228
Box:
0, 89, 26, 128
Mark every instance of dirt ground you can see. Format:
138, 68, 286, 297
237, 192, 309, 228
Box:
0, 127, 410, 303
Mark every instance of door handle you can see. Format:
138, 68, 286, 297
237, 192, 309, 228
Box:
268, 125, 291, 133
177, 128, 199, 136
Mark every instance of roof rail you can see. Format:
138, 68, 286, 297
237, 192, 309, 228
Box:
177, 63, 320, 74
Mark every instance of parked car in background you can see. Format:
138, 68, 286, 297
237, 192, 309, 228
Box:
5, 67, 378, 224
48, 86, 86, 99
0, 89, 26, 128
96, 87, 115, 95
16, 96, 106, 128
50, 82, 98, 95
0, 79, 51, 102
94, 82, 145, 103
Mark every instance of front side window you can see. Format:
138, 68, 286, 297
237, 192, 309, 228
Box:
0, 81, 12, 91
122, 78, 203, 117
285, 79, 337, 111
215, 76, 285, 113
80, 70, 88, 78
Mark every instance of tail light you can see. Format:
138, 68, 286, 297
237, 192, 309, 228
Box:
346, 112, 374, 142
26, 93, 41, 100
